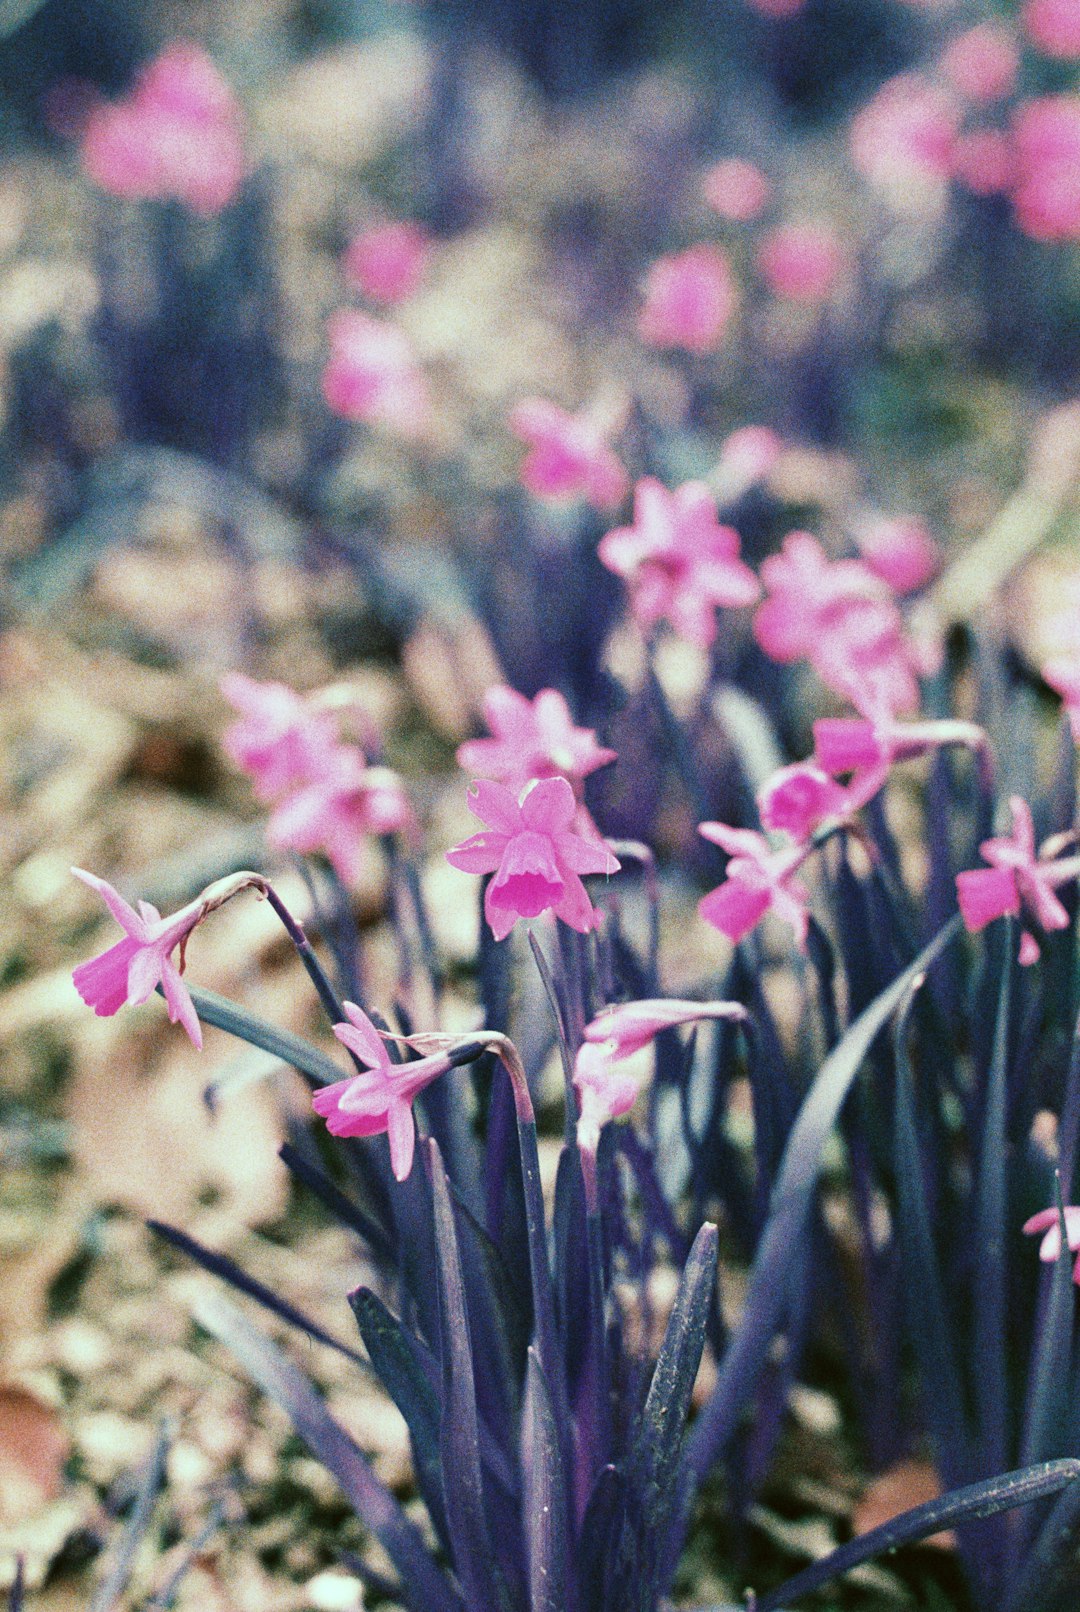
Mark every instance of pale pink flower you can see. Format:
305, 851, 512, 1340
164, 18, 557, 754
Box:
509, 399, 628, 509
813, 713, 985, 777
314, 1001, 457, 1181
267, 748, 413, 885
756, 763, 853, 842
322, 310, 429, 435
852, 516, 939, 594
1023, 1205, 1080, 1280
850, 74, 958, 196
220, 674, 339, 803
956, 796, 1076, 963
712, 425, 784, 503
757, 222, 846, 303
1011, 97, 1080, 242
71, 869, 206, 1047
80, 43, 245, 215
445, 777, 619, 941
952, 130, 1015, 196
456, 685, 616, 798
702, 158, 771, 221
698, 822, 810, 947
598, 477, 760, 648
573, 1040, 644, 1157
582, 997, 748, 1059
637, 244, 738, 354
1025, 0, 1080, 58
344, 221, 431, 305
941, 25, 1020, 103
754, 531, 920, 715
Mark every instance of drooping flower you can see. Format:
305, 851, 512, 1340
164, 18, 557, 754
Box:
702, 158, 771, 221
267, 748, 413, 885
80, 43, 245, 215
1010, 97, 1080, 242
456, 685, 616, 798
698, 822, 811, 947
322, 310, 429, 436
598, 477, 760, 648
582, 997, 748, 1060
637, 244, 738, 353
509, 398, 628, 509
1024, 0, 1080, 58
757, 222, 846, 303
852, 516, 939, 595
813, 712, 988, 778
1023, 1205, 1080, 1281
850, 74, 958, 204
941, 24, 1020, 102
445, 777, 620, 941
313, 1001, 458, 1181
344, 221, 431, 305
220, 674, 339, 803
573, 1039, 645, 1157
756, 763, 853, 842
955, 796, 1077, 964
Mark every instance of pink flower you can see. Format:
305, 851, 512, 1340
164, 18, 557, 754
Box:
711, 425, 784, 503
573, 1039, 644, 1156
941, 25, 1019, 103
637, 244, 738, 354
1023, 1205, 1080, 1280
456, 685, 616, 798
757, 221, 846, 303
313, 1001, 457, 1181
220, 674, 339, 803
756, 763, 852, 842
344, 221, 431, 305
850, 74, 958, 197
852, 516, 939, 595
80, 43, 245, 215
698, 822, 810, 947
509, 399, 628, 509
702, 158, 771, 221
322, 310, 429, 435
71, 868, 207, 1047
956, 796, 1075, 963
598, 477, 760, 648
754, 531, 920, 715
952, 130, 1015, 196
267, 748, 413, 885
445, 777, 620, 941
1044, 652, 1080, 738
582, 997, 748, 1059
1024, 0, 1080, 58
1011, 97, 1080, 242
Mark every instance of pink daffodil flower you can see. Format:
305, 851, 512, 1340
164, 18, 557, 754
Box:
697, 822, 811, 948
637, 244, 738, 354
956, 796, 1080, 964
456, 684, 616, 799
1023, 1205, 1080, 1281
314, 1002, 463, 1181
509, 398, 628, 509
344, 221, 431, 305
220, 674, 340, 803
573, 1039, 644, 1160
1011, 96, 1080, 242
322, 310, 429, 436
445, 777, 620, 941
756, 763, 855, 842
1024, 0, 1080, 59
812, 712, 988, 786
267, 748, 413, 885
852, 516, 939, 595
757, 222, 846, 303
598, 477, 760, 648
582, 997, 748, 1060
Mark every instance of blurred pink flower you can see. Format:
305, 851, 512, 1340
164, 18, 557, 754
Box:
852, 516, 939, 594
941, 25, 1020, 102
598, 477, 760, 647
1023, 1205, 1080, 1277
80, 43, 245, 215
510, 398, 628, 509
757, 221, 846, 302
313, 1001, 455, 1181
267, 748, 413, 885
71, 869, 206, 1047
756, 763, 852, 842
220, 674, 339, 803
637, 244, 738, 353
956, 796, 1076, 963
702, 158, 771, 221
754, 531, 920, 715
1024, 0, 1080, 57
850, 74, 958, 196
344, 221, 431, 305
952, 129, 1016, 195
698, 822, 810, 947
713, 426, 784, 502
322, 310, 429, 435
446, 777, 619, 941
1044, 653, 1080, 738
1011, 96, 1080, 241
583, 997, 748, 1059
456, 685, 616, 797
573, 1040, 644, 1156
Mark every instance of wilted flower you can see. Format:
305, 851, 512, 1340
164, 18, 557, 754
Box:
344, 221, 431, 305
1024, 0, 1080, 58
702, 157, 771, 220
698, 822, 811, 947
456, 685, 616, 798
267, 748, 413, 885
598, 477, 760, 648
941, 24, 1020, 102
1011, 97, 1080, 241
445, 777, 620, 941
220, 674, 339, 803
322, 310, 429, 435
757, 221, 846, 302
509, 398, 628, 509
955, 796, 1078, 964
637, 244, 738, 353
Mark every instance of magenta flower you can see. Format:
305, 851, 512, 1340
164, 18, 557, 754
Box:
756, 763, 852, 843
582, 997, 747, 1060
852, 516, 939, 595
322, 310, 429, 436
757, 222, 846, 303
702, 158, 771, 221
598, 477, 760, 648
71, 869, 207, 1047
456, 685, 616, 798
637, 244, 738, 354
1024, 0, 1080, 59
313, 1002, 456, 1181
344, 221, 431, 305
509, 398, 628, 509
220, 674, 339, 803
813, 713, 987, 783
1023, 1205, 1080, 1280
956, 796, 1077, 964
573, 1039, 644, 1157
445, 777, 620, 941
697, 822, 810, 948
267, 749, 413, 885
80, 43, 245, 215
1011, 96, 1080, 242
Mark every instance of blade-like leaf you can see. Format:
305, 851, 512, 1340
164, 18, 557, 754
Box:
192, 1288, 464, 1612
277, 1142, 393, 1263
144, 1502, 227, 1610
975, 920, 1013, 1478
523, 1347, 568, 1612
1021, 1177, 1077, 1470
89, 1421, 171, 1612
184, 983, 345, 1088
1002, 1471, 1080, 1612
7, 1560, 23, 1612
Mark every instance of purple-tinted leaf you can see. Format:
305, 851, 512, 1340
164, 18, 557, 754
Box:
8, 1559, 23, 1612
184, 982, 345, 1089
1002, 1470, 1080, 1612
192, 1288, 464, 1612
756, 1460, 1080, 1612
88, 1420, 171, 1612
447, 1178, 527, 1442
278, 1142, 394, 1264
580, 1464, 624, 1612
974, 922, 1013, 1482
144, 1501, 228, 1610
1021, 1177, 1076, 1468
523, 1347, 568, 1612
528, 928, 577, 1144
